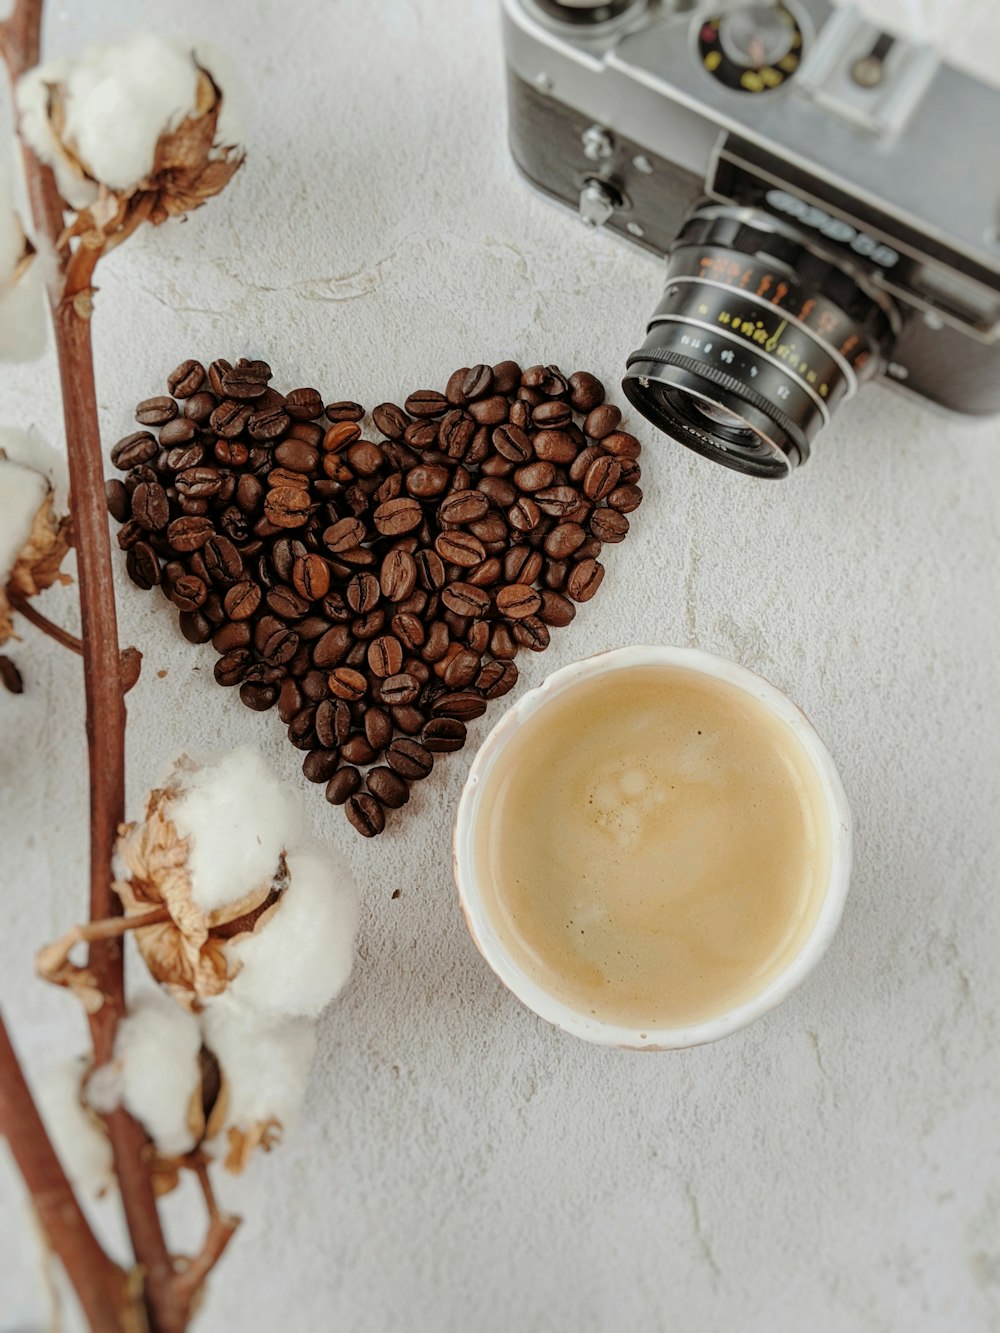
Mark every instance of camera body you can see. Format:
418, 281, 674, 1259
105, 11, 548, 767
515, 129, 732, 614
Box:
502, 0, 1000, 474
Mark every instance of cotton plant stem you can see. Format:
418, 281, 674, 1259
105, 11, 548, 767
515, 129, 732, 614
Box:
0, 1014, 131, 1331
0, 2, 184, 1329
9, 593, 84, 655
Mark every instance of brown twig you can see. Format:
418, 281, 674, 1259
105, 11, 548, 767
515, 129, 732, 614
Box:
0, 1013, 132, 1331
10, 593, 83, 655
171, 1160, 240, 1309
1, 3, 182, 1329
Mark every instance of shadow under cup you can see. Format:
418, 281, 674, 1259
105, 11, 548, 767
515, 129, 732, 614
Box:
453, 646, 852, 1049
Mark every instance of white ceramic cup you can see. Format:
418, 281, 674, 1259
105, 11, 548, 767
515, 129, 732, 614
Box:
453, 645, 852, 1049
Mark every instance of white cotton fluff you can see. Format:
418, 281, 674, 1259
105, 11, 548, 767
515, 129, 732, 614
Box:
223, 844, 359, 1020
36, 1058, 114, 1199
0, 453, 47, 585
15, 35, 241, 207
168, 746, 304, 916
200, 997, 316, 1147
0, 164, 46, 361
111, 991, 203, 1157
0, 427, 67, 510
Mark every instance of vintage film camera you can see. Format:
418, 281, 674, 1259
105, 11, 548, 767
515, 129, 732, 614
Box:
502, 0, 1000, 476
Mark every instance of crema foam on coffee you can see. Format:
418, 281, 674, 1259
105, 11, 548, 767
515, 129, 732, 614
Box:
473, 665, 831, 1029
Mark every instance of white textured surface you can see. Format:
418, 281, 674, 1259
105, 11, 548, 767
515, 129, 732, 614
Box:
2, 2, 999, 1330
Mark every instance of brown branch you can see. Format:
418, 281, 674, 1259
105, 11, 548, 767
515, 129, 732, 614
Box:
170, 1160, 240, 1311
10, 593, 83, 655
0, 1013, 134, 1331
2, 4, 183, 1329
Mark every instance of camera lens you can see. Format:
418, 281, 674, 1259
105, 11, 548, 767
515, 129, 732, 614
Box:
623, 207, 897, 477
533, 0, 639, 23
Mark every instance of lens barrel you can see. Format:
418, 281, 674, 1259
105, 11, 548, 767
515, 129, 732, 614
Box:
533, 0, 639, 22
623, 208, 895, 476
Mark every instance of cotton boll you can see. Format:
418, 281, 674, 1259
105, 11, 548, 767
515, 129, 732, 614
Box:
61, 35, 200, 193
15, 63, 98, 210
0, 455, 48, 586
169, 747, 304, 915
114, 991, 203, 1157
0, 428, 68, 511
200, 997, 316, 1170
0, 256, 46, 361
36, 1059, 114, 1199
224, 844, 359, 1020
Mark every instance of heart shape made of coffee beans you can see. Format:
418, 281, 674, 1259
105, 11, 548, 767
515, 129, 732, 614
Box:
106, 357, 643, 836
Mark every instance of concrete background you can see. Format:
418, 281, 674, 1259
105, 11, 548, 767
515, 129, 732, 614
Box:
2, 1, 998, 1329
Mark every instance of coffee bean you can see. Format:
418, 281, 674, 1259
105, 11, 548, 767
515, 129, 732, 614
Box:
135, 396, 177, 427
466, 558, 502, 591
345, 792, 385, 836
568, 371, 605, 413
437, 490, 489, 528
434, 532, 485, 568
166, 442, 205, 473
371, 403, 408, 439
210, 400, 253, 438
159, 417, 197, 446
337, 736, 372, 768
366, 767, 410, 808
183, 391, 215, 422
404, 389, 448, 418
538, 589, 576, 626
292, 554, 331, 601
131, 480, 169, 531
348, 441, 384, 477
405, 464, 449, 499
513, 461, 555, 492
105, 479, 130, 522
368, 635, 404, 677
327, 767, 362, 806
281, 388, 323, 421
203, 535, 243, 585
213, 620, 251, 652
246, 404, 290, 441
126, 542, 160, 589
435, 411, 474, 460
533, 429, 578, 465
481, 659, 521, 698
167, 360, 206, 398
171, 574, 207, 613
532, 400, 572, 429
264, 486, 311, 529
175, 466, 222, 500
442, 647, 480, 689
543, 522, 586, 559
166, 516, 213, 553
512, 615, 550, 652
221, 580, 260, 620
468, 394, 508, 426
323, 517, 366, 553
310, 625, 350, 670
360, 705, 391, 752
508, 497, 542, 533
380, 673, 420, 706
214, 648, 251, 686
239, 681, 278, 711
607, 484, 642, 513
502, 546, 542, 585
385, 737, 433, 780
301, 748, 340, 784
327, 667, 367, 701
584, 404, 621, 439
380, 549, 417, 603
495, 583, 541, 619
534, 486, 578, 519
576, 535, 603, 561
431, 691, 487, 721
344, 572, 379, 615
374, 496, 422, 536
440, 582, 489, 618
178, 610, 213, 643
492, 423, 532, 464
601, 431, 641, 459
261, 625, 299, 666
591, 509, 629, 543
112, 431, 158, 470
277, 679, 303, 724
566, 557, 605, 601
325, 400, 365, 423
274, 438, 319, 475
583, 455, 622, 501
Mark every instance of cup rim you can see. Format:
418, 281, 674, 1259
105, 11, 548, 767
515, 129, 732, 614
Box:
452, 645, 853, 1050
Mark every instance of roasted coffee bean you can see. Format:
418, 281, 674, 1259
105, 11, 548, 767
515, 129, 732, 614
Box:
159, 416, 197, 446
503, 546, 542, 585
532, 400, 572, 429
416, 717, 463, 754
431, 691, 486, 721
327, 667, 367, 701
183, 390, 215, 422
126, 542, 160, 589
179, 610, 213, 643
303, 749, 341, 783
489, 359, 519, 393
247, 404, 290, 441
513, 461, 555, 493
167, 359, 206, 398
214, 648, 251, 686
292, 554, 331, 601
171, 574, 207, 613
380, 673, 420, 706
288, 705, 318, 746
366, 766, 410, 808
512, 615, 550, 652
468, 394, 508, 426
239, 681, 278, 711
434, 531, 484, 568
607, 483, 642, 513
591, 509, 629, 543
566, 557, 605, 601
261, 625, 299, 666
165, 442, 205, 473
533, 428, 578, 465
368, 635, 404, 677
274, 438, 318, 474
438, 411, 476, 460
347, 441, 384, 476
568, 370, 605, 413
223, 580, 261, 620
388, 612, 424, 654
211, 400, 253, 438
386, 704, 422, 735
372, 403, 410, 439
282, 388, 324, 421
277, 678, 304, 725
340, 735, 377, 766
272, 537, 307, 583
220, 365, 269, 401
538, 589, 576, 627
583, 404, 621, 439
442, 647, 480, 689
569, 445, 602, 485
176, 466, 222, 500
492, 423, 532, 464
131, 480, 169, 531
440, 582, 489, 618
136, 396, 178, 427
508, 497, 542, 533
490, 622, 517, 660
361, 705, 392, 752
345, 791, 385, 836
474, 660, 513, 699
166, 515, 214, 552
112, 431, 158, 470
324, 400, 365, 423
105, 479, 130, 522
601, 430, 641, 459
322, 421, 362, 455
544, 522, 586, 559
373, 496, 422, 536
402, 418, 437, 451
213, 620, 251, 653
534, 486, 579, 519
326, 767, 362, 806
404, 389, 448, 418
264, 486, 311, 529
380, 548, 417, 603
576, 536, 603, 561
345, 572, 380, 615
583, 455, 622, 501
323, 517, 366, 553
495, 583, 542, 619
385, 737, 433, 780
117, 521, 145, 551
438, 490, 490, 527
203, 535, 243, 585
405, 464, 449, 499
